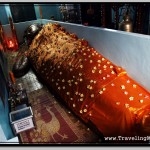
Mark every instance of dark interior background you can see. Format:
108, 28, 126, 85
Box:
0, 3, 150, 35
9, 4, 36, 23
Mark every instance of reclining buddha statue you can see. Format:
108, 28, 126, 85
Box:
27, 22, 150, 138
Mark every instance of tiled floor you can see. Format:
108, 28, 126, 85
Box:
16, 70, 44, 93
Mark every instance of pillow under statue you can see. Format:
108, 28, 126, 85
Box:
12, 23, 43, 78
12, 51, 30, 78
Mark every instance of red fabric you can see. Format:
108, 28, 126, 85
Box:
27, 23, 150, 137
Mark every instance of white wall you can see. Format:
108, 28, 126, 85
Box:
42, 19, 150, 92
3, 19, 150, 92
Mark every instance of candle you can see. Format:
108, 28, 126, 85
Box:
8, 39, 14, 48
7, 37, 15, 50
9, 71, 16, 84
0, 44, 3, 50
8, 16, 19, 51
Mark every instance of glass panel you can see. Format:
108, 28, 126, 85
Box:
10, 107, 32, 122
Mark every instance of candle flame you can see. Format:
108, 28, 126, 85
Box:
8, 39, 14, 48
